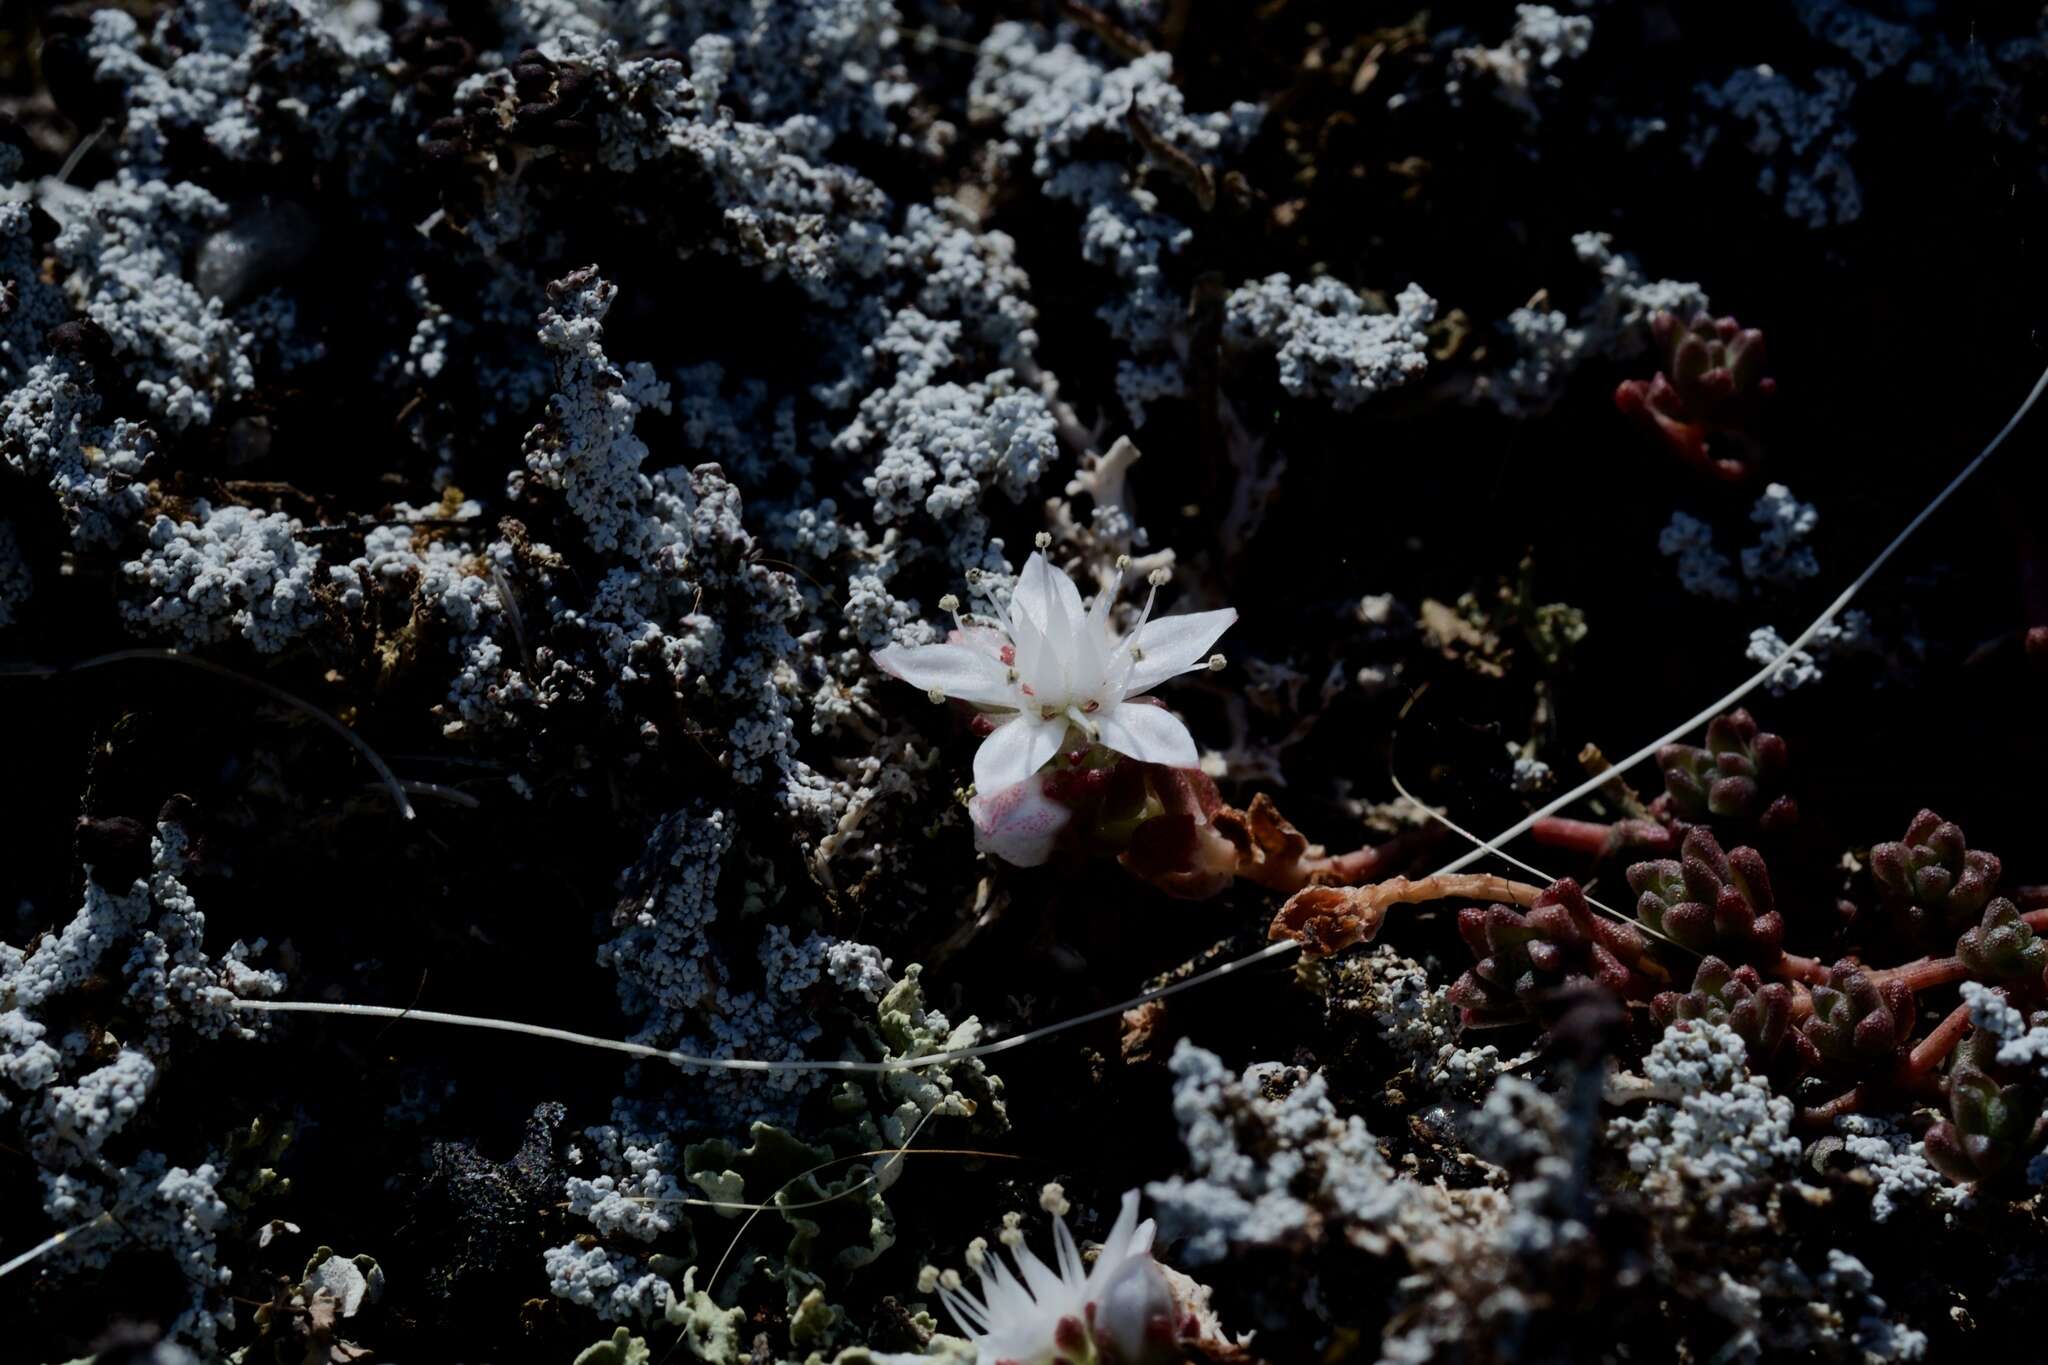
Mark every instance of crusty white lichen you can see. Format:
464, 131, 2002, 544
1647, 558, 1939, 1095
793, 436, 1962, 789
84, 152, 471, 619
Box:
1745, 612, 1871, 694
1742, 483, 1822, 587
1607, 1021, 1801, 1229
4, 818, 281, 1352
1451, 4, 1595, 122
0, 356, 154, 547
1689, 65, 1863, 228
1353, 947, 1507, 1097
1145, 1039, 1406, 1264
1477, 231, 1708, 417
1225, 275, 1437, 412
1660, 512, 1739, 601
971, 20, 1259, 422
1963, 980, 2048, 1077
1829, 1114, 1962, 1224
121, 500, 323, 653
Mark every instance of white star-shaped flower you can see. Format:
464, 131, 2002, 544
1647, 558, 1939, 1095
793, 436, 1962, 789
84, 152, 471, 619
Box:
874, 552, 1235, 796
879, 1188, 1184, 1365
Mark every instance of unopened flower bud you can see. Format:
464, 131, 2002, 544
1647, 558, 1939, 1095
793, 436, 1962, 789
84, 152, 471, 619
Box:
1093, 1252, 1180, 1365
968, 776, 1071, 868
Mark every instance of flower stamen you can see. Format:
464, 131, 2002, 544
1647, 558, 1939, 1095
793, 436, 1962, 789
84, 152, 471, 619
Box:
938, 592, 968, 635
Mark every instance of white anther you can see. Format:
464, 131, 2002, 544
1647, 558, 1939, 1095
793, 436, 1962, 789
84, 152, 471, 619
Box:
1207, 653, 1226, 672
1147, 568, 1170, 587
938, 594, 960, 612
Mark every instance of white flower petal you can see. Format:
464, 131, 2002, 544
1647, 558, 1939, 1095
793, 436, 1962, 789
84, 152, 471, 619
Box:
1068, 606, 1107, 692
1091, 1191, 1145, 1281
1052, 1213, 1085, 1287
1094, 702, 1198, 770
1016, 552, 1091, 687
973, 715, 1067, 793
1010, 1242, 1069, 1310
1012, 552, 1061, 635
872, 643, 1017, 708
1087, 574, 1117, 639
954, 623, 1011, 662
978, 1257, 1041, 1327
1120, 607, 1236, 697
1044, 556, 1089, 638
1009, 604, 1052, 691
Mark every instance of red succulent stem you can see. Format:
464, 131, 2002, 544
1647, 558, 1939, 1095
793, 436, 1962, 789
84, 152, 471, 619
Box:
1795, 1004, 1974, 1130
1811, 915, 2048, 990
1530, 816, 1613, 857
1530, 815, 1674, 860
1772, 952, 1830, 986
1902, 1000, 1976, 1083
1796, 1084, 1865, 1130
1869, 955, 1969, 993
1319, 826, 1441, 886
